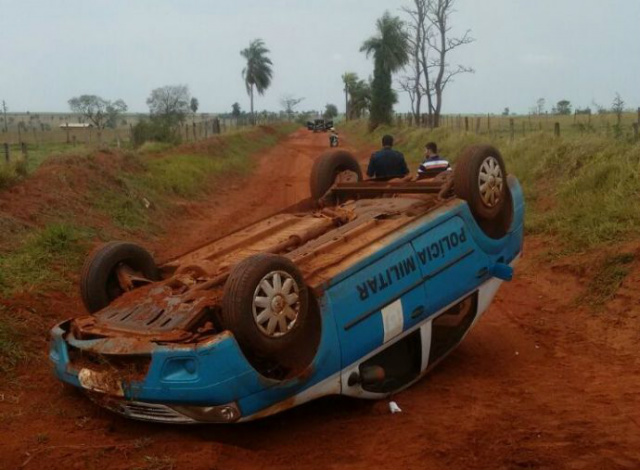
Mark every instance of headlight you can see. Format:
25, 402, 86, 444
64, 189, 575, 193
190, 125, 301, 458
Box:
170, 403, 241, 423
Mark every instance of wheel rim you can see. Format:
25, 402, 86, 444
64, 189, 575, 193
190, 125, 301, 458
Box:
252, 271, 301, 338
478, 156, 504, 208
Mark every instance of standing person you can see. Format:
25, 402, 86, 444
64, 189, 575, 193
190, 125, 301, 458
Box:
366, 134, 409, 180
417, 142, 451, 179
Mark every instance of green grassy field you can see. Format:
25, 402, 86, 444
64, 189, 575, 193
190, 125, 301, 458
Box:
398, 111, 640, 139
0, 124, 296, 296
344, 119, 640, 255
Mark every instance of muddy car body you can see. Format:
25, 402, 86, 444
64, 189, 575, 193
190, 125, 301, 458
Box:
50, 146, 524, 424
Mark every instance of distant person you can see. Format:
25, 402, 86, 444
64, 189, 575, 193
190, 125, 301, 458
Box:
367, 134, 409, 180
417, 142, 451, 179
329, 127, 339, 147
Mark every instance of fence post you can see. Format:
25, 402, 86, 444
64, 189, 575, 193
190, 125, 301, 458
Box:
637, 107, 640, 126
3, 142, 9, 162
633, 123, 639, 141
72, 135, 77, 146
464, 116, 469, 132
554, 122, 560, 137
65, 123, 70, 143
509, 119, 514, 141
21, 142, 28, 159
193, 122, 197, 141
487, 114, 491, 131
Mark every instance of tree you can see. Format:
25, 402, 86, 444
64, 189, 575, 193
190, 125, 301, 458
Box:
349, 77, 372, 119
190, 97, 199, 114
231, 102, 242, 118
502, 107, 510, 116
425, 0, 474, 127
241, 39, 273, 125
1, 100, 7, 132
280, 95, 304, 121
555, 100, 572, 115
612, 93, 624, 124
341, 72, 358, 120
400, 0, 474, 128
401, 0, 429, 124
146, 85, 191, 125
361, 11, 410, 129
68, 95, 128, 130
536, 98, 546, 115
324, 104, 338, 120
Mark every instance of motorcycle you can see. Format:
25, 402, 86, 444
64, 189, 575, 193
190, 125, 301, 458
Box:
329, 133, 339, 147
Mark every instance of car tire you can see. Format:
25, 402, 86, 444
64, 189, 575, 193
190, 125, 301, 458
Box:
454, 145, 508, 221
310, 150, 362, 202
80, 242, 159, 313
221, 254, 310, 367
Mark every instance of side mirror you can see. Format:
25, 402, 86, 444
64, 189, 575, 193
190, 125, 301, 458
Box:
491, 262, 513, 281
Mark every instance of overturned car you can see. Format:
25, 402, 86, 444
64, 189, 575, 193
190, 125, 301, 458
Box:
50, 145, 524, 424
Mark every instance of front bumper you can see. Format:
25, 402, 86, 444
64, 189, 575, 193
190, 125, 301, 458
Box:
48, 323, 262, 423
49, 320, 336, 423
91, 395, 241, 424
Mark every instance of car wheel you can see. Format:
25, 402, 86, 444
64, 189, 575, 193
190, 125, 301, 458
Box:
310, 150, 362, 202
454, 145, 508, 221
80, 242, 159, 313
222, 254, 310, 367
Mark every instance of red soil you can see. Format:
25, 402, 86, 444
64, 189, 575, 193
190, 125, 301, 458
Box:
1, 129, 639, 470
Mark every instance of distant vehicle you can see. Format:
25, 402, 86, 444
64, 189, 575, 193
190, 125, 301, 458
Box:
50, 145, 523, 424
307, 118, 333, 132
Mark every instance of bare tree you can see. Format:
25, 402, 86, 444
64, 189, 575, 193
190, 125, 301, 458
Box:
426, 0, 474, 127
612, 93, 625, 125
401, 0, 430, 124
280, 95, 304, 121
401, 0, 473, 128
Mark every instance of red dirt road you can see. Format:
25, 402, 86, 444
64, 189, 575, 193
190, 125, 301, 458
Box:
1, 129, 640, 470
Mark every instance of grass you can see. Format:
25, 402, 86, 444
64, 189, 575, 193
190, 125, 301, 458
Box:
344, 120, 640, 253
427, 111, 640, 139
0, 124, 295, 375
0, 223, 92, 295
583, 252, 635, 307
0, 311, 27, 374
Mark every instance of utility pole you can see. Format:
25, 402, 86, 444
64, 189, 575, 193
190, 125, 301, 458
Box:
1, 100, 8, 132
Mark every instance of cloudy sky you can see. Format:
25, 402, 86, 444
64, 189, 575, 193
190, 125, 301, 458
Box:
0, 0, 638, 115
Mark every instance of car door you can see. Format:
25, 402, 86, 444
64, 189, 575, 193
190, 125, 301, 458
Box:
410, 215, 491, 315
326, 242, 426, 368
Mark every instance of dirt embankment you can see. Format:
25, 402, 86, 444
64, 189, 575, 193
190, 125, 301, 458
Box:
1, 128, 640, 470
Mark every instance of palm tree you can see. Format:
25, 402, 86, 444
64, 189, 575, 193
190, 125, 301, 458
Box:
341, 72, 358, 120
241, 39, 273, 125
360, 12, 409, 128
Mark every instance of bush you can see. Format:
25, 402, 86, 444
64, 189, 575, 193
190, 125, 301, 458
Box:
132, 116, 182, 148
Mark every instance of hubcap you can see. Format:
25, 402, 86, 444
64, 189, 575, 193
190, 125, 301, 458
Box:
252, 271, 300, 338
478, 156, 504, 208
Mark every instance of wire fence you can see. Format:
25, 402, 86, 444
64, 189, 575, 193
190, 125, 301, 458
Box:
1, 114, 281, 167
395, 109, 640, 140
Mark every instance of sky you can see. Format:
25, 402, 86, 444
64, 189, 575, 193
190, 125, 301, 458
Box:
0, 0, 639, 115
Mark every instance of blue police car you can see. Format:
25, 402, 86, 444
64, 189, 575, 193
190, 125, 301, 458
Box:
49, 144, 524, 423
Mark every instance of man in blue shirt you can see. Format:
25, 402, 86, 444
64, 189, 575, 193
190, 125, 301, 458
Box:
366, 134, 409, 180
